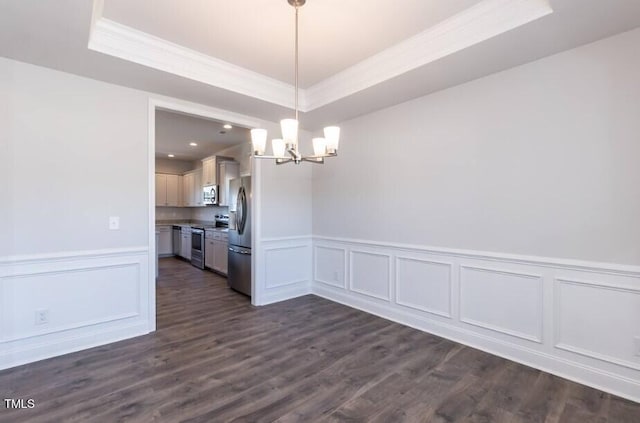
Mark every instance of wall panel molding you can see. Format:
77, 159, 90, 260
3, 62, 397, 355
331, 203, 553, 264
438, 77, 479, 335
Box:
349, 249, 392, 302
0, 248, 151, 370
314, 245, 347, 289
258, 237, 312, 305
395, 256, 453, 318
554, 277, 640, 372
311, 235, 640, 402
459, 265, 543, 343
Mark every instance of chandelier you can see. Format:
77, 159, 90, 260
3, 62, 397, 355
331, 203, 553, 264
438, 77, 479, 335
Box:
250, 0, 340, 165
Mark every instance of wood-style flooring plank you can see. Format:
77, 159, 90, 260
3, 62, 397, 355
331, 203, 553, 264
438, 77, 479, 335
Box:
0, 257, 638, 422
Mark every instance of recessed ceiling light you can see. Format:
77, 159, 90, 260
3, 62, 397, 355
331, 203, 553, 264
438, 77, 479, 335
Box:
189, 142, 198, 146
167, 154, 175, 158
223, 124, 232, 130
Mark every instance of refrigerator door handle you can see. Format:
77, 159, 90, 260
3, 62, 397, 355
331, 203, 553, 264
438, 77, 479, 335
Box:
229, 247, 251, 255
237, 186, 247, 235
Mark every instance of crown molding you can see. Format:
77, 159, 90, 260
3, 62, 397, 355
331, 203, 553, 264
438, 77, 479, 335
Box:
88, 0, 552, 113
88, 16, 296, 109
303, 0, 552, 110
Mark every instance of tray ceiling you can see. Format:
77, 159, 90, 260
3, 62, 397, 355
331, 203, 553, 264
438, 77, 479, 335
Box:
101, 0, 483, 88
1, 0, 639, 130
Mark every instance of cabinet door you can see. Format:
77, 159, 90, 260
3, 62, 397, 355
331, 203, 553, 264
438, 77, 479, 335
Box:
157, 226, 172, 255
202, 157, 216, 186
213, 240, 228, 274
165, 175, 180, 207
181, 234, 191, 260
183, 173, 194, 206
155, 174, 167, 206
193, 168, 203, 207
205, 239, 215, 269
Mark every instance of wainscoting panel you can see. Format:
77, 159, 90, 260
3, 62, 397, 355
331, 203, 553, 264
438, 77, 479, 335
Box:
259, 237, 312, 305
311, 235, 640, 402
314, 246, 347, 289
349, 250, 391, 301
459, 265, 543, 343
2, 264, 140, 342
396, 256, 452, 318
0, 248, 151, 370
555, 276, 640, 371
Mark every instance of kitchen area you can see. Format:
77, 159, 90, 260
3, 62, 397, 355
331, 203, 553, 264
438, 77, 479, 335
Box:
154, 110, 252, 297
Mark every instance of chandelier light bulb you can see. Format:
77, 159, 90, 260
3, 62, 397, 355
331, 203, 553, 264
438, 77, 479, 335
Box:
280, 119, 299, 148
312, 138, 327, 156
324, 126, 340, 152
272, 139, 286, 157
250, 129, 267, 156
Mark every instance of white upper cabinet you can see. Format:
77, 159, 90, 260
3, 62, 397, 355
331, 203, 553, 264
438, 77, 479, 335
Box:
182, 168, 204, 207
155, 173, 181, 207
194, 168, 203, 207
182, 172, 195, 207
202, 157, 217, 186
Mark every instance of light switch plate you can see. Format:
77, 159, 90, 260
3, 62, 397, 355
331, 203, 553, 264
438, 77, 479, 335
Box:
109, 216, 120, 230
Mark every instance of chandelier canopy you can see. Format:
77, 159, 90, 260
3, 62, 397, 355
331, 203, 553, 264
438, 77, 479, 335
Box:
250, 0, 340, 165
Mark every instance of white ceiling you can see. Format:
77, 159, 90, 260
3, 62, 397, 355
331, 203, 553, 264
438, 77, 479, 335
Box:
1, 0, 639, 130
155, 110, 250, 160
102, 0, 482, 87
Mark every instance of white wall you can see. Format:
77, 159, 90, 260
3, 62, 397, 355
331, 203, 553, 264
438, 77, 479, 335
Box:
1, 57, 150, 257
0, 57, 153, 369
311, 28, 640, 401
252, 129, 314, 305
313, 28, 640, 266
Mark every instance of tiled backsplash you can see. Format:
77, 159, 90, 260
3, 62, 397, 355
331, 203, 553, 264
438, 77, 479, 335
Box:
155, 206, 228, 223
155, 207, 192, 221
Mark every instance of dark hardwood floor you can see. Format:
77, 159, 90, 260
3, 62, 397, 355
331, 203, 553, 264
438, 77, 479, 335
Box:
1, 257, 639, 422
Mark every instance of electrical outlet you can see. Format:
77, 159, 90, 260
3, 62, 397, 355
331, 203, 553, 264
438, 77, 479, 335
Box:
109, 216, 120, 230
634, 337, 640, 357
35, 309, 49, 325
333, 271, 339, 282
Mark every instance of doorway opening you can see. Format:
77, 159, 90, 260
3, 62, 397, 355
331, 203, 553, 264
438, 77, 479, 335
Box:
147, 99, 262, 331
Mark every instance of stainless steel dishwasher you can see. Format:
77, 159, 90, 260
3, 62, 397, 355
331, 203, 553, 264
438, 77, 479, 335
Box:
172, 225, 181, 256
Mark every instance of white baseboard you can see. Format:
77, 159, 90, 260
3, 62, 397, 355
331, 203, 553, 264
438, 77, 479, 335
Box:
0, 320, 149, 370
312, 236, 640, 403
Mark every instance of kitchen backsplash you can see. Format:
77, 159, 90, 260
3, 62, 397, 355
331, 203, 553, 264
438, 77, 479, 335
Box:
155, 206, 229, 223
192, 206, 229, 221
155, 207, 192, 221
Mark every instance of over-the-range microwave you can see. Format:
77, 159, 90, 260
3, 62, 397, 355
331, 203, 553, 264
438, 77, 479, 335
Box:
203, 185, 218, 205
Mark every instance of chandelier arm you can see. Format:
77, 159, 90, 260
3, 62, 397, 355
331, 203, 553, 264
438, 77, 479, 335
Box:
276, 158, 294, 165
301, 157, 325, 164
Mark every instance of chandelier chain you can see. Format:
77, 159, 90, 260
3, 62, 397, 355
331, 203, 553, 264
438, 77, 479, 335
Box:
294, 6, 299, 121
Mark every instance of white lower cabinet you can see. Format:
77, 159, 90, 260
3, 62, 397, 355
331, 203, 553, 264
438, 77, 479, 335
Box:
213, 239, 228, 275
157, 226, 172, 256
205, 230, 228, 275
205, 238, 215, 269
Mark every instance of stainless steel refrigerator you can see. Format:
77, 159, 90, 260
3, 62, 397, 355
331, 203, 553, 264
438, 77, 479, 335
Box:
228, 176, 251, 296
